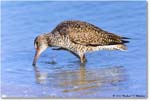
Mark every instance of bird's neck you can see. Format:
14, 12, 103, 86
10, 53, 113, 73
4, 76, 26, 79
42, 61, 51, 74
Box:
44, 33, 63, 47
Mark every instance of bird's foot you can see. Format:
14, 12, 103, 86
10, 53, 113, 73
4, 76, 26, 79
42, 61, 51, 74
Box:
80, 62, 86, 67
83, 58, 87, 63
80, 58, 87, 64
80, 54, 87, 64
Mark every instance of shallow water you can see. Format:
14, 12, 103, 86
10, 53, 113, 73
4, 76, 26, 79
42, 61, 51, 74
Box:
1, 1, 147, 98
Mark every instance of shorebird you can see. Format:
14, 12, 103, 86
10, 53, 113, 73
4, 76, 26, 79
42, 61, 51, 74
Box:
33, 20, 129, 65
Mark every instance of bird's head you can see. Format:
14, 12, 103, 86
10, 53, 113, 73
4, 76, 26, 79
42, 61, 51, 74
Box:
32, 34, 49, 65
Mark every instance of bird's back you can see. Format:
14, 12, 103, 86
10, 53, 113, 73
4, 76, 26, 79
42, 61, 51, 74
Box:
51, 20, 129, 47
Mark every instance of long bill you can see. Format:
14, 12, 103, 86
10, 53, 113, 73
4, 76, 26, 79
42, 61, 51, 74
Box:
32, 49, 41, 66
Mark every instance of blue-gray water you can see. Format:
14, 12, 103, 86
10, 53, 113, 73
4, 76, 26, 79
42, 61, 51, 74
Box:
1, 1, 147, 98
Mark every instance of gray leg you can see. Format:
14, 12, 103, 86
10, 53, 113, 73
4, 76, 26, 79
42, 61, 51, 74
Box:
80, 54, 87, 63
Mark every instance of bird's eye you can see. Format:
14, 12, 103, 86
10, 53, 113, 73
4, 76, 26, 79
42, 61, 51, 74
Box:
36, 42, 38, 46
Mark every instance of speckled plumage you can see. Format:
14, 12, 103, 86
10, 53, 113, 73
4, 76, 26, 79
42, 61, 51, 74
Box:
33, 20, 129, 65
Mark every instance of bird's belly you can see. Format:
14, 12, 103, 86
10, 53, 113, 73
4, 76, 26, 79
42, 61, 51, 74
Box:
58, 38, 125, 55
62, 43, 116, 53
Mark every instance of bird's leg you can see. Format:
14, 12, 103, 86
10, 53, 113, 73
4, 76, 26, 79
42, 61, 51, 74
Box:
80, 54, 87, 63
83, 55, 87, 63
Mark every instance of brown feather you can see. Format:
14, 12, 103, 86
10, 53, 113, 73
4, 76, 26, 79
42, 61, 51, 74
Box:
51, 20, 127, 46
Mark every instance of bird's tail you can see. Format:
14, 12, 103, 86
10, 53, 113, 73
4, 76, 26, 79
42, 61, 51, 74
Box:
122, 40, 130, 44
121, 37, 131, 39
115, 37, 130, 51
121, 37, 130, 44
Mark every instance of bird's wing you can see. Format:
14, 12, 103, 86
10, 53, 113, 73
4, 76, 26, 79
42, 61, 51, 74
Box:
68, 21, 124, 46
51, 21, 127, 46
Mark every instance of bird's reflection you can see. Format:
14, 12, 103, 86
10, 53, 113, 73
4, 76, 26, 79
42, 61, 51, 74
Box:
33, 66, 48, 84
33, 64, 126, 93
